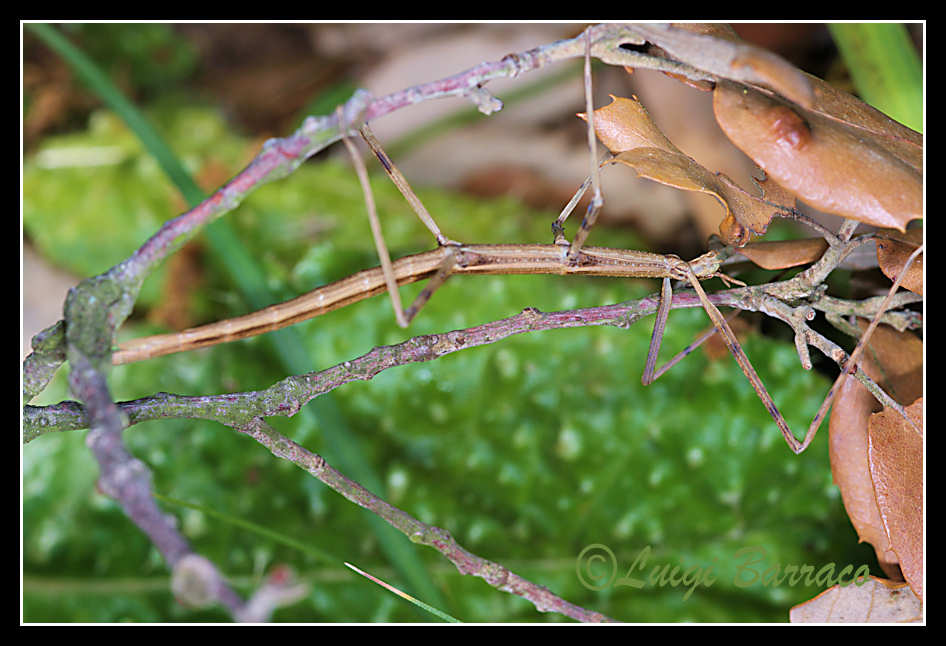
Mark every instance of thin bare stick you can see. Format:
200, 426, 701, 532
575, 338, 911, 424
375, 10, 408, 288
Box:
837, 218, 860, 242
238, 417, 615, 623
773, 207, 840, 243
340, 129, 409, 328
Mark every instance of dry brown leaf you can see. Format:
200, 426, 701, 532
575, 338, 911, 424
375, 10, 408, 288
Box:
632, 24, 922, 175
609, 147, 716, 194
855, 320, 923, 408
737, 238, 829, 270
713, 81, 922, 231
626, 23, 815, 110
868, 398, 924, 601
874, 227, 924, 247
605, 149, 774, 247
804, 72, 922, 173
754, 172, 797, 210
653, 24, 740, 92
579, 94, 679, 155
712, 173, 782, 245
830, 374, 900, 570
789, 577, 922, 623
585, 95, 781, 246
876, 228, 924, 296
625, 23, 922, 237
829, 324, 923, 575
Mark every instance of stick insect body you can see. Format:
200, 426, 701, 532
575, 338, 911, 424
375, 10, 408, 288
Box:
115, 28, 921, 455
112, 244, 724, 364
114, 125, 919, 457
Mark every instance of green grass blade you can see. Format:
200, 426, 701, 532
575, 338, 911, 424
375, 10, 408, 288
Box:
344, 562, 461, 623
828, 23, 923, 132
153, 492, 339, 564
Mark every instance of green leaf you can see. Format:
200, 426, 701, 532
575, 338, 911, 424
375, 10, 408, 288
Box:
828, 23, 923, 132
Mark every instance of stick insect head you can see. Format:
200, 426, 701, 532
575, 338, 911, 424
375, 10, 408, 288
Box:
686, 251, 722, 280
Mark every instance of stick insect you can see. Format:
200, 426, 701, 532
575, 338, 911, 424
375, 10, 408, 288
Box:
114, 28, 921, 455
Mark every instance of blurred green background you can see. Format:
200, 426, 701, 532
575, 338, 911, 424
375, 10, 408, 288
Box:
23, 23, 920, 622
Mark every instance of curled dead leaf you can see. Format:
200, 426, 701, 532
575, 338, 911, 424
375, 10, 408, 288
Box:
868, 398, 923, 601
876, 228, 923, 296
584, 95, 782, 246
754, 171, 797, 210
578, 94, 678, 155
713, 81, 922, 231
604, 148, 775, 247
629, 24, 921, 173
854, 321, 923, 408
789, 577, 922, 623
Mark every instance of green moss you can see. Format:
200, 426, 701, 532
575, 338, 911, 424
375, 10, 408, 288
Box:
23, 105, 859, 623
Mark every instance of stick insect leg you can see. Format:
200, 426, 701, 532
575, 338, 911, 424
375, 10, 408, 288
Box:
792, 243, 924, 453
359, 124, 460, 248
566, 27, 604, 261
348, 121, 464, 328
640, 276, 743, 386
402, 246, 458, 325
685, 243, 923, 454
641, 278, 673, 386
650, 311, 744, 383
683, 269, 805, 452
340, 129, 410, 328
552, 176, 591, 246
